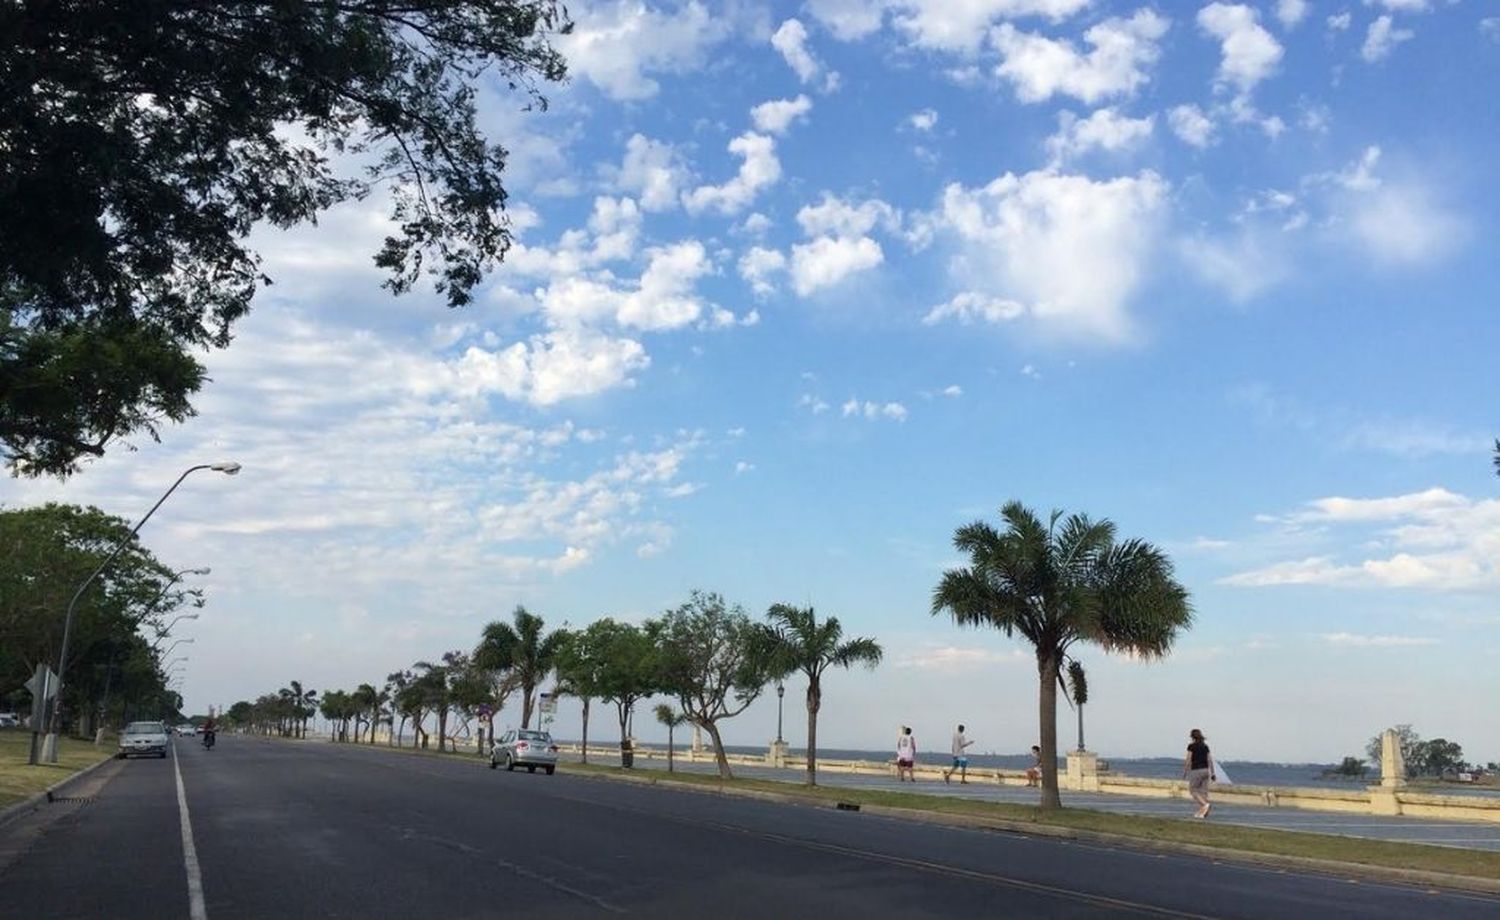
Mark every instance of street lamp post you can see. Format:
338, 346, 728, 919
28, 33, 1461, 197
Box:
40, 462, 239, 764
775, 682, 785, 744
159, 638, 195, 660
97, 568, 208, 744
153, 611, 203, 650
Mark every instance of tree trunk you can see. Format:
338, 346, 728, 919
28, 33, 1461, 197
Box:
1077, 703, 1085, 752
667, 726, 675, 773
580, 698, 590, 765
617, 703, 632, 768
521, 681, 535, 729
704, 720, 733, 779
1037, 650, 1062, 809
806, 680, 821, 786
395, 716, 406, 747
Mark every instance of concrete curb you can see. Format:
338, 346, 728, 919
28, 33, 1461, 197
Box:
568, 767, 1500, 898
0, 748, 117, 830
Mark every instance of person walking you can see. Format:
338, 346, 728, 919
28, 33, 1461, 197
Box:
1183, 728, 1216, 818
943, 724, 973, 784
896, 726, 917, 782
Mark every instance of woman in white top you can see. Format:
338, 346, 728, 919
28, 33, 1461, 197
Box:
896, 726, 917, 782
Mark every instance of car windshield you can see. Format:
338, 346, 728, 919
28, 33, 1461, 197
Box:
124, 722, 164, 734
518, 731, 549, 742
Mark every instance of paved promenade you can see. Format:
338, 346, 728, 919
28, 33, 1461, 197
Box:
576, 752, 1500, 852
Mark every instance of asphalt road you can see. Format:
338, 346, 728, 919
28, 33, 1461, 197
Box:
2, 736, 1498, 919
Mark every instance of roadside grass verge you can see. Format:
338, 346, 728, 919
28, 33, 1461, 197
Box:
562, 761, 1500, 881
0, 730, 113, 809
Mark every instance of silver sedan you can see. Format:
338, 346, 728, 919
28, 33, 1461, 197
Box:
490, 729, 558, 774
118, 721, 170, 759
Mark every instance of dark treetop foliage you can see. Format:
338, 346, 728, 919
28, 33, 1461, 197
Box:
0, 1, 570, 476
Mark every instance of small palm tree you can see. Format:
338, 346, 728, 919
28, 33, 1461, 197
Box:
654, 704, 687, 772
1066, 660, 1088, 752
475, 606, 567, 728
764, 604, 883, 786
933, 501, 1192, 809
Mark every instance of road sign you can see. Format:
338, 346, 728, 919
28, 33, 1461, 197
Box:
24, 663, 57, 701
538, 693, 556, 715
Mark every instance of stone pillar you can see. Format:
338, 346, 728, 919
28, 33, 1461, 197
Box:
1368, 727, 1406, 815
691, 724, 704, 755
1066, 750, 1100, 792
767, 739, 790, 768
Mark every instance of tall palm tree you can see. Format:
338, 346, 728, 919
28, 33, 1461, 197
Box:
933, 501, 1192, 809
654, 704, 687, 772
1066, 660, 1088, 752
279, 680, 318, 738
475, 606, 566, 729
764, 604, 883, 786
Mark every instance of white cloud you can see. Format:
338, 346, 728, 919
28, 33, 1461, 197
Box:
841, 398, 908, 421
738, 246, 787, 297
1045, 107, 1155, 164
617, 134, 692, 212
772, 19, 836, 88
733, 460, 755, 475
1197, 3, 1284, 95
922, 291, 1026, 325
751, 95, 814, 135
1483, 18, 1500, 43
1020, 363, 1041, 379
1320, 633, 1439, 648
895, 0, 1095, 55
736, 213, 774, 236
931, 169, 1169, 342
991, 9, 1170, 105
798, 393, 832, 414
896, 644, 1026, 671
1179, 232, 1286, 302
796, 194, 901, 238
557, 1, 730, 100
1363, 0, 1430, 11
1223, 488, 1500, 591
1361, 15, 1414, 62
450, 329, 649, 406
806, 0, 889, 40
1276, 0, 1309, 28
942, 385, 963, 397
1168, 104, 1217, 147
683, 132, 782, 215
910, 108, 939, 132
790, 236, 885, 295
1348, 183, 1462, 265
1327, 12, 1352, 31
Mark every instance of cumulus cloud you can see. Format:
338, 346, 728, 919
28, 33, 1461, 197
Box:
841, 398, 908, 421
616, 134, 692, 212
896, 0, 1094, 54
929, 169, 1169, 342
683, 132, 782, 215
796, 194, 901, 238
557, 1, 730, 100
1168, 104, 1217, 147
1276, 0, 1309, 28
751, 95, 814, 135
790, 236, 885, 295
1320, 633, 1438, 648
772, 19, 837, 89
1197, 3, 1284, 95
942, 384, 963, 397
1361, 15, 1414, 62
1046, 107, 1156, 164
1317, 146, 1464, 265
1222, 488, 1500, 591
910, 108, 939, 132
991, 9, 1170, 105
738, 246, 787, 297
922, 292, 1026, 326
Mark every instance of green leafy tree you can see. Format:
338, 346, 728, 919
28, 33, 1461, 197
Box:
554, 629, 603, 764
1329, 756, 1368, 778
475, 606, 566, 728
655, 591, 778, 780
932, 502, 1193, 809
225, 700, 253, 729
573, 619, 658, 767
1, 1, 572, 476
654, 704, 687, 773
1420, 738, 1466, 776
279, 680, 318, 739
763, 604, 882, 786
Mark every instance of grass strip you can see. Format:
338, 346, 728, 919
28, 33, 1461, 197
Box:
561, 761, 1500, 881
0, 730, 114, 809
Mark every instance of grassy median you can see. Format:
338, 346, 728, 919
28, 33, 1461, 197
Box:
562, 761, 1500, 882
0, 729, 113, 809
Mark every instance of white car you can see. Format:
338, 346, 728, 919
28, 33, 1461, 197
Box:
118, 721, 170, 759
489, 729, 559, 774
0, 712, 19, 728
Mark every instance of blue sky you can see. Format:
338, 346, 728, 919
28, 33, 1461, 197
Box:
6, 0, 1498, 763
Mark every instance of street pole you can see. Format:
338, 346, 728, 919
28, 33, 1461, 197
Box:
775, 682, 785, 744
40, 462, 238, 764
97, 568, 207, 743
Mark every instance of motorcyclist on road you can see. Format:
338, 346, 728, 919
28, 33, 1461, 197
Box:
202, 715, 218, 749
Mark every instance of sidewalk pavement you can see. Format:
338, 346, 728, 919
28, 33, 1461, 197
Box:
570, 753, 1500, 852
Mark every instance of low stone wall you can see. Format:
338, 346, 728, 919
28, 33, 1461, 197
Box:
558, 743, 1500, 825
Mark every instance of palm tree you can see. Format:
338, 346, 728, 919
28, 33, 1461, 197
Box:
1066, 660, 1088, 752
475, 606, 566, 728
933, 501, 1192, 809
654, 704, 687, 772
279, 681, 317, 738
764, 604, 883, 786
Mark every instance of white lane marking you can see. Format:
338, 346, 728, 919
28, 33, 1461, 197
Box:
173, 744, 208, 920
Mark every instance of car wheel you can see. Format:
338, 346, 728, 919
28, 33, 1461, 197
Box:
505, 754, 516, 772
159, 752, 168, 759
489, 758, 498, 770
546, 766, 555, 776
527, 765, 536, 774
116, 753, 125, 760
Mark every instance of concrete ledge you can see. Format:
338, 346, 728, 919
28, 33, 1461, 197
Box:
0, 749, 117, 830
569, 766, 1500, 898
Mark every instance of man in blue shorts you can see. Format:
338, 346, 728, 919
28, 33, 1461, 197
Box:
943, 724, 973, 784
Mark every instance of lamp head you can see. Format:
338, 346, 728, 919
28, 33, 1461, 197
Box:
209, 461, 242, 475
